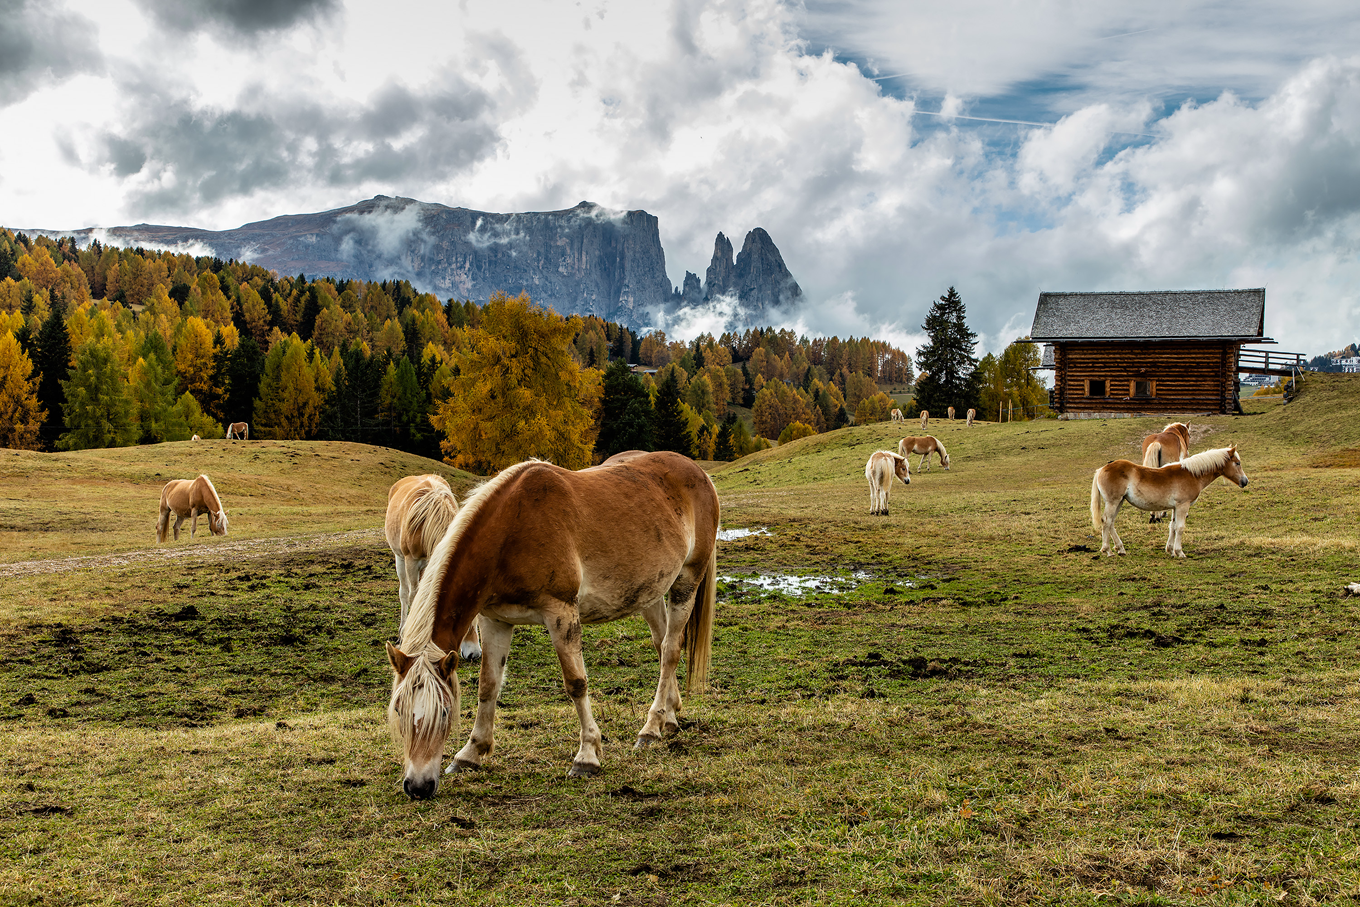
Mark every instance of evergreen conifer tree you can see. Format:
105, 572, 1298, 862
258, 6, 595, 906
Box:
912, 286, 979, 416
652, 370, 693, 457
33, 298, 70, 450
596, 359, 654, 457
222, 336, 265, 428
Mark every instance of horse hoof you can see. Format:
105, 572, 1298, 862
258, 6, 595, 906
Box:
568, 761, 601, 778
634, 734, 661, 750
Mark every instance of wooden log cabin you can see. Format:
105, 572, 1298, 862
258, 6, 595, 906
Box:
1030, 289, 1270, 417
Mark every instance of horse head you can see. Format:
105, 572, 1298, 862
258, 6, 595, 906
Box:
892, 454, 911, 485
211, 508, 229, 536
386, 642, 460, 799
1223, 446, 1248, 488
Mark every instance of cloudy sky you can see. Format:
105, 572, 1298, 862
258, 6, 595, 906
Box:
3, 0, 1360, 356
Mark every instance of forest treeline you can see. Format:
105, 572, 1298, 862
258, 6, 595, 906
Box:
0, 229, 938, 471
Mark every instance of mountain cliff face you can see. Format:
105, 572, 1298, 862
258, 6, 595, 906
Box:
50, 196, 803, 331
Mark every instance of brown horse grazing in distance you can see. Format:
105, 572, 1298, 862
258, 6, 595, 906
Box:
890, 408, 903, 422
897, 435, 950, 471
1091, 446, 1248, 558
1141, 422, 1192, 523
948, 406, 955, 420
966, 408, 976, 427
919, 410, 929, 429
385, 476, 480, 661
191, 434, 200, 441
385, 451, 719, 798
156, 475, 228, 543
865, 450, 910, 515
226, 421, 249, 440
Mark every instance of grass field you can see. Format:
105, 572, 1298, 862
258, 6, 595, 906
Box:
2, 375, 1359, 905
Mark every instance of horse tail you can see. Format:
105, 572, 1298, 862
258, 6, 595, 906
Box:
403, 486, 459, 559
1143, 440, 1163, 468
684, 542, 717, 694
1090, 469, 1103, 532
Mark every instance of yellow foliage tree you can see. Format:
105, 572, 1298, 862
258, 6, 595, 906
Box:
174, 316, 217, 404
431, 292, 594, 474
0, 331, 45, 449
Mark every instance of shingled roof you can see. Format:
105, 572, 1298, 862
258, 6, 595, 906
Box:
1030, 289, 1269, 341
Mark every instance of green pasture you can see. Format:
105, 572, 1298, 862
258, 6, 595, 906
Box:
2, 375, 1359, 905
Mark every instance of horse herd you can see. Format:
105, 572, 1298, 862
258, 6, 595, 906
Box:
861, 418, 1249, 560
147, 418, 1247, 797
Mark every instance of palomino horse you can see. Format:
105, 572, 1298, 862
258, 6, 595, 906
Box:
890, 408, 903, 422
156, 475, 228, 543
226, 421, 249, 440
191, 434, 200, 441
1141, 422, 1191, 523
865, 450, 910, 515
385, 451, 719, 798
897, 435, 950, 471
965, 408, 975, 427
1091, 446, 1248, 558
385, 475, 481, 660
947, 406, 955, 420
920, 410, 929, 429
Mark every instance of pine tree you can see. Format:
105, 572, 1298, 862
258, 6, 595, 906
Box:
714, 414, 736, 461
0, 331, 45, 449
596, 359, 654, 458
222, 336, 265, 428
58, 339, 138, 450
652, 370, 693, 457
130, 331, 189, 443
33, 298, 70, 450
913, 286, 979, 416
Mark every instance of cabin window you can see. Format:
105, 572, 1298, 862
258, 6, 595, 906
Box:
1086, 379, 1107, 397
1132, 379, 1155, 398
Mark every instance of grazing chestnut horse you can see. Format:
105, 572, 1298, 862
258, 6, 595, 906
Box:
865, 450, 910, 515
947, 406, 955, 420
1091, 446, 1248, 558
897, 435, 950, 471
226, 421, 249, 440
191, 434, 200, 441
156, 474, 228, 543
1141, 422, 1192, 523
890, 408, 903, 422
919, 410, 929, 429
385, 475, 480, 661
966, 408, 975, 427
385, 451, 719, 798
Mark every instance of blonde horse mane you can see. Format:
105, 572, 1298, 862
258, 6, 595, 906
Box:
934, 437, 949, 464
197, 474, 227, 533
399, 460, 539, 654
1179, 446, 1234, 478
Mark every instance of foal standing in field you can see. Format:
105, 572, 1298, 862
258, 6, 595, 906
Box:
1091, 446, 1249, 558
384, 475, 481, 661
385, 451, 719, 798
156, 475, 228, 542
865, 450, 911, 515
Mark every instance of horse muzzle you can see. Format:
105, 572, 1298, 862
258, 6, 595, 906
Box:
403, 775, 438, 800
1238, 476, 1249, 488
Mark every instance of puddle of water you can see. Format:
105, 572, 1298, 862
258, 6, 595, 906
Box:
716, 527, 771, 541
719, 571, 878, 596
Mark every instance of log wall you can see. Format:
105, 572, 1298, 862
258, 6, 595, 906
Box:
1052, 341, 1240, 415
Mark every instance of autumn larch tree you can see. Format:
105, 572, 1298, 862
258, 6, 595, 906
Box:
58, 338, 138, 450
0, 330, 45, 449
431, 292, 595, 474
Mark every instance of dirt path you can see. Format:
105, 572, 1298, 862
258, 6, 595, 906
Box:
0, 529, 385, 578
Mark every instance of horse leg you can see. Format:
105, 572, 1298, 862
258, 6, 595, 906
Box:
189, 507, 200, 541
638, 579, 701, 747
452, 617, 514, 773
172, 513, 186, 541
1102, 497, 1126, 555
541, 604, 604, 777
393, 553, 410, 633
1167, 504, 1190, 558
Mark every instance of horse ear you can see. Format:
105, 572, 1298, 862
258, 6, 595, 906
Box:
386, 641, 414, 677
436, 649, 460, 681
